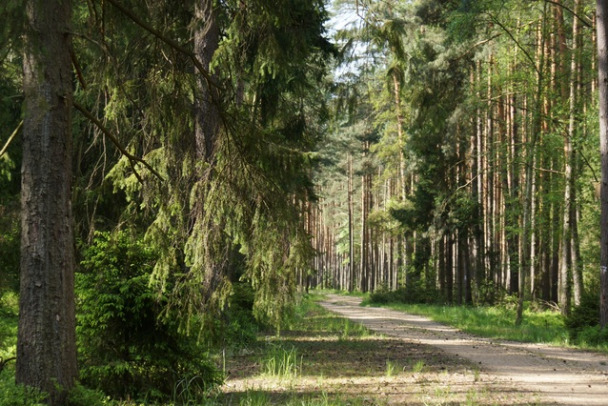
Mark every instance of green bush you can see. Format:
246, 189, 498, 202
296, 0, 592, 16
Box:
0, 368, 47, 406
565, 292, 600, 341
576, 325, 608, 348
0, 201, 19, 295
67, 383, 112, 406
369, 284, 441, 305
76, 231, 222, 402
222, 283, 261, 348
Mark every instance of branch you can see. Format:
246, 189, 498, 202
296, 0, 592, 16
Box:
0, 120, 23, 158
537, 0, 592, 28
472, 33, 501, 49
0, 357, 16, 372
580, 150, 600, 183
70, 45, 87, 90
73, 101, 164, 182
103, 0, 217, 89
486, 13, 540, 77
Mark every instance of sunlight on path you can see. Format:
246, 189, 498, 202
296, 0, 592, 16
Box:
319, 295, 608, 406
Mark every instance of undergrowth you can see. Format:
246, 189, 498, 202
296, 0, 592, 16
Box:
363, 293, 608, 351
365, 299, 567, 345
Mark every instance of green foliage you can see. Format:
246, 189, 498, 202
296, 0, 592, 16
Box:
0, 369, 47, 406
76, 231, 222, 402
565, 292, 603, 343
261, 345, 302, 378
574, 326, 608, 349
67, 383, 112, 406
0, 291, 18, 367
207, 282, 264, 349
369, 300, 568, 346
369, 284, 442, 305
0, 203, 19, 295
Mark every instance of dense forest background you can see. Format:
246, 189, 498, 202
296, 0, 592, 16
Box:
314, 0, 600, 314
0, 0, 607, 404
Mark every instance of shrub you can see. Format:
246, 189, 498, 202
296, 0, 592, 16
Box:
0, 201, 19, 295
369, 284, 441, 305
564, 292, 600, 341
0, 368, 47, 406
76, 231, 222, 402
575, 325, 608, 347
222, 282, 261, 348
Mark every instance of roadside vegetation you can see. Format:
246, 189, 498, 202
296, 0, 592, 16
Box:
0, 292, 542, 405
365, 288, 608, 352
213, 294, 529, 406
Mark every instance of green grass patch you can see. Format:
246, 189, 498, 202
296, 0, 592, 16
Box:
261, 345, 302, 378
364, 300, 570, 346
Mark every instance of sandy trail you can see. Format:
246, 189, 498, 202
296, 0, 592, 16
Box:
318, 295, 608, 406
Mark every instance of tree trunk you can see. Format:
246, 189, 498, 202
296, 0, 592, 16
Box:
192, 0, 222, 298
560, 0, 584, 314
570, 0, 584, 307
597, 0, 608, 328
517, 10, 547, 326
17, 0, 77, 402
194, 0, 220, 162
348, 153, 355, 291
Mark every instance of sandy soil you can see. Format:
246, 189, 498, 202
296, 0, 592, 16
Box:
318, 295, 608, 406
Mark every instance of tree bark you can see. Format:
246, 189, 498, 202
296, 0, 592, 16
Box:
194, 0, 220, 163
191, 0, 223, 300
348, 153, 354, 291
17, 0, 77, 402
570, 0, 584, 307
517, 11, 547, 326
597, 0, 608, 328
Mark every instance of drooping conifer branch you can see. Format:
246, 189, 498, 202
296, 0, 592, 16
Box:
73, 101, 164, 182
103, 0, 218, 90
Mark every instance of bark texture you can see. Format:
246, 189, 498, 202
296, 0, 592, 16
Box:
598, 0, 608, 329
194, 0, 220, 163
17, 0, 77, 401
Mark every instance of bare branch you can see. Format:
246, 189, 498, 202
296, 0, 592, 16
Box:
73, 101, 164, 182
536, 0, 592, 28
0, 120, 23, 158
486, 13, 540, 76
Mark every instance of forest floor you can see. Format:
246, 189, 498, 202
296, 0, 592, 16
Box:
220, 294, 608, 405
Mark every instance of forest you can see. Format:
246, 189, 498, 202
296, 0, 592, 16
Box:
1, 0, 608, 404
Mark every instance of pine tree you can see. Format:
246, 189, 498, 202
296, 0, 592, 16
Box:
17, 0, 78, 402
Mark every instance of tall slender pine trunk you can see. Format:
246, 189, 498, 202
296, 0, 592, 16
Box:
597, 0, 608, 328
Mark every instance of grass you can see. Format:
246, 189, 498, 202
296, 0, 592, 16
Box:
411, 360, 426, 373
0, 291, 550, 405
365, 300, 570, 346
261, 345, 302, 378
217, 294, 533, 405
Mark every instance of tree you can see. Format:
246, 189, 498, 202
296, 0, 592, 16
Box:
16, 0, 77, 402
598, 0, 608, 328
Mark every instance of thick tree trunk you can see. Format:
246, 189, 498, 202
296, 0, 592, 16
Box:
597, 0, 608, 328
17, 0, 77, 402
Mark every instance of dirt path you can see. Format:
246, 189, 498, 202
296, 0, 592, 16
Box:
317, 295, 608, 406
